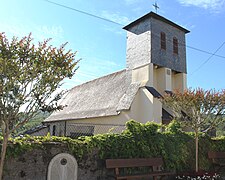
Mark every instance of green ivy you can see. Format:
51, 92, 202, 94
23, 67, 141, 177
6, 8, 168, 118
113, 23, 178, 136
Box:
1, 120, 225, 173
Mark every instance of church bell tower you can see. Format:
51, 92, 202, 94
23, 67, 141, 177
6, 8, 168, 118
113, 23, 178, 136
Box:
123, 12, 190, 95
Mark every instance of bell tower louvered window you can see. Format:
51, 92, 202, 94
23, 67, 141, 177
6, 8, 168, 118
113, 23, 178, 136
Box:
173, 37, 178, 54
160, 32, 166, 50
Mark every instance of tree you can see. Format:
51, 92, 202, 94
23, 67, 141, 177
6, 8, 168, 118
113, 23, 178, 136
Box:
14, 111, 50, 135
162, 88, 225, 172
0, 32, 79, 180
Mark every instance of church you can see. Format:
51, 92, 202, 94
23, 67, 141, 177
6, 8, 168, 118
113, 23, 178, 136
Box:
42, 12, 190, 137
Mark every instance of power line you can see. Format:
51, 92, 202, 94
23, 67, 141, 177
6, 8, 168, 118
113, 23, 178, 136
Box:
186, 45, 225, 59
190, 42, 225, 75
43, 0, 225, 60
151, 32, 225, 59
43, 0, 124, 26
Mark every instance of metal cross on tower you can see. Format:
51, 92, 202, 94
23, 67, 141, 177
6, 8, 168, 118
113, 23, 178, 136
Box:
153, 1, 159, 14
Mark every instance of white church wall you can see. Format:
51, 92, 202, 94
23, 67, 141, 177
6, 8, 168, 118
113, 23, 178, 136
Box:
172, 72, 187, 92
55, 87, 159, 135
128, 87, 154, 123
65, 116, 127, 135
63, 114, 131, 135
132, 63, 154, 87
153, 66, 158, 90
153, 98, 162, 124
153, 67, 172, 95
155, 67, 166, 95
165, 68, 172, 91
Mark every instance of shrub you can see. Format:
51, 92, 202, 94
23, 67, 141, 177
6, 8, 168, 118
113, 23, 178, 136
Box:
2, 120, 225, 173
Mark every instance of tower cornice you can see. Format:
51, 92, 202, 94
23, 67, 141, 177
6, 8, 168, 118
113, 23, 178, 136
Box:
123, 11, 190, 34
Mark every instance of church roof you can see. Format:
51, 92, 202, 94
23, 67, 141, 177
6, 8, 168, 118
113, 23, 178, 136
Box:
44, 70, 140, 122
123, 11, 190, 34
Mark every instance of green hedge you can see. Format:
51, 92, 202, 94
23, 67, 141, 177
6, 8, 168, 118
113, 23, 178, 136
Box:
76, 120, 225, 172
2, 120, 225, 172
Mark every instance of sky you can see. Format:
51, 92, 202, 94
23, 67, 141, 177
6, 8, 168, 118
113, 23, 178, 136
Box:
0, 0, 225, 90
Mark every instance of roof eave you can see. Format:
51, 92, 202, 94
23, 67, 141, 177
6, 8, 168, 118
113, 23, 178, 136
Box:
44, 113, 120, 123
123, 11, 190, 34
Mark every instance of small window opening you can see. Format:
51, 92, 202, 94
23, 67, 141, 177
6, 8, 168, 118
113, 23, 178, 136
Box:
160, 32, 166, 50
52, 125, 56, 136
173, 37, 178, 54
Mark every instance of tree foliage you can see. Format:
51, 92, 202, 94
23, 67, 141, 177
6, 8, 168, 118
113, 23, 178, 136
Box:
0, 32, 79, 179
163, 88, 225, 132
162, 88, 225, 172
14, 111, 50, 136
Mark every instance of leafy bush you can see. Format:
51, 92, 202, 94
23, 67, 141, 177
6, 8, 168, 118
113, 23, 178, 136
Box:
2, 120, 225, 173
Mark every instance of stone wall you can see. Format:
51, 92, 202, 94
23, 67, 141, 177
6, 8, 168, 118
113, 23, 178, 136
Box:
3, 143, 113, 180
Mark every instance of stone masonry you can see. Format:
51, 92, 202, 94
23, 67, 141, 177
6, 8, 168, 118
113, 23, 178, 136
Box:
3, 143, 112, 180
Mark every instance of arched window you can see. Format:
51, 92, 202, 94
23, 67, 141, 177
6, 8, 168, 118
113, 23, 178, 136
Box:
173, 37, 178, 54
52, 125, 56, 136
160, 32, 166, 50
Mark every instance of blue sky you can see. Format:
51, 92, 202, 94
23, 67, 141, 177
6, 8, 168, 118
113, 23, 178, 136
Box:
0, 0, 225, 90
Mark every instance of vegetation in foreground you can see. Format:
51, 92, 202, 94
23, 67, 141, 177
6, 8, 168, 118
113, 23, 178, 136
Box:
2, 120, 225, 176
162, 88, 225, 172
0, 32, 79, 180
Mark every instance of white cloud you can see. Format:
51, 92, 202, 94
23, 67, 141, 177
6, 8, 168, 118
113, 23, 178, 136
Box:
100, 11, 129, 35
0, 22, 64, 45
101, 11, 131, 25
81, 56, 122, 74
177, 0, 225, 12
35, 25, 64, 42
102, 25, 125, 35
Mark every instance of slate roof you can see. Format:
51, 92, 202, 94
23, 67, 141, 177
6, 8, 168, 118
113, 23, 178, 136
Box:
21, 124, 48, 135
145, 86, 163, 98
123, 11, 190, 34
45, 70, 140, 122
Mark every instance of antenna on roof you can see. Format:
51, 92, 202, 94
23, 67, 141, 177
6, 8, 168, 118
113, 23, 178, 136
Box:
153, 1, 159, 14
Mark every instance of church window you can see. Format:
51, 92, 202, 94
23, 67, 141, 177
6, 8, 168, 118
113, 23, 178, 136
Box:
52, 125, 56, 136
160, 32, 166, 50
173, 37, 178, 54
